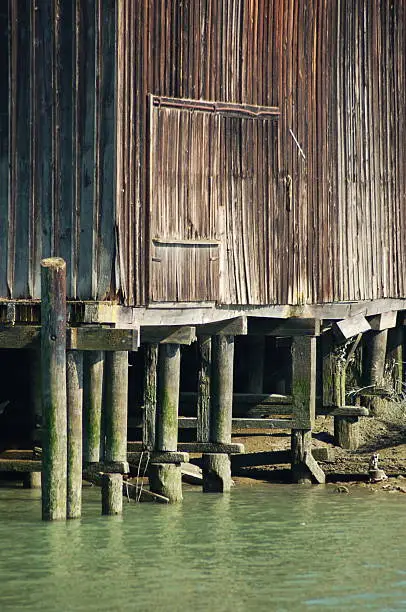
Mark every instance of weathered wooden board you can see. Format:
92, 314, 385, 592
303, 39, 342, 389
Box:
333, 315, 371, 341
368, 312, 398, 331
140, 326, 196, 345
0, 325, 139, 351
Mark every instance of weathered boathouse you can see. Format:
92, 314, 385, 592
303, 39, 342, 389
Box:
0, 1, 405, 517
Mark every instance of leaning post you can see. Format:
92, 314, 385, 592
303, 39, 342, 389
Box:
66, 350, 83, 519
203, 335, 234, 493
41, 257, 67, 521
149, 343, 183, 502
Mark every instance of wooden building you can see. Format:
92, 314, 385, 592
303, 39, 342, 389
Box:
0, 1, 405, 512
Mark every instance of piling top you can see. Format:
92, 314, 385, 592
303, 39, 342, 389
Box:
41, 257, 66, 270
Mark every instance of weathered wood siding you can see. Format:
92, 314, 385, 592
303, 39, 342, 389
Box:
3, 1, 406, 306
117, 0, 406, 305
3, 0, 117, 300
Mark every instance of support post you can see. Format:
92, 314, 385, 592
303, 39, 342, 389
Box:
29, 352, 42, 487
387, 326, 404, 395
156, 344, 180, 452
142, 344, 158, 450
322, 332, 360, 450
148, 463, 182, 502
83, 351, 104, 463
101, 473, 123, 515
291, 335, 324, 484
363, 329, 388, 387
41, 257, 67, 521
245, 336, 265, 393
197, 336, 211, 443
203, 335, 234, 493
150, 344, 182, 502
104, 351, 129, 463
66, 350, 83, 519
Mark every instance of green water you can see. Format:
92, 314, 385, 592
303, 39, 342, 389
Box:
1, 484, 406, 612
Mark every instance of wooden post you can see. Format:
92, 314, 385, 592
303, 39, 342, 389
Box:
23, 472, 42, 489
322, 332, 360, 450
202, 454, 232, 492
104, 351, 128, 463
83, 351, 104, 463
66, 350, 83, 519
150, 344, 182, 502
101, 473, 123, 515
203, 335, 234, 493
28, 352, 42, 488
197, 336, 211, 442
148, 463, 182, 503
291, 336, 322, 484
245, 336, 265, 393
41, 257, 67, 521
156, 344, 180, 451
387, 326, 404, 395
142, 344, 158, 450
364, 329, 388, 387
210, 335, 234, 444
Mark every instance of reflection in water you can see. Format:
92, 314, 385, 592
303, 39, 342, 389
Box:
1, 485, 406, 611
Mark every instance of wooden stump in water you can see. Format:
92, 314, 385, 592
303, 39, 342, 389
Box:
101, 473, 123, 515
202, 453, 232, 492
149, 463, 183, 503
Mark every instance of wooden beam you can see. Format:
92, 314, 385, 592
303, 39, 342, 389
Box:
140, 325, 196, 345
333, 314, 371, 341
320, 406, 369, 417
127, 451, 189, 464
248, 318, 320, 337
368, 311, 397, 331
0, 459, 42, 472
68, 327, 139, 351
197, 316, 247, 336
0, 325, 139, 351
303, 451, 326, 484
127, 441, 244, 454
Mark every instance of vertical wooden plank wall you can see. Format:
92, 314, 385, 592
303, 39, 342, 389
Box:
3, 1, 406, 306
4, 0, 117, 301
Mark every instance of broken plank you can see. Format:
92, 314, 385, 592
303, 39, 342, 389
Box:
333, 315, 371, 341
181, 462, 203, 485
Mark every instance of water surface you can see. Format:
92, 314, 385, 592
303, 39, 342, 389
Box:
1, 483, 405, 611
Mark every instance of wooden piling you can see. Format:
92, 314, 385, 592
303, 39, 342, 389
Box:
291, 336, 319, 484
291, 429, 313, 484
364, 329, 388, 387
41, 257, 67, 521
143, 344, 158, 450
83, 351, 104, 463
203, 335, 234, 492
66, 350, 83, 519
197, 336, 211, 443
29, 351, 42, 445
101, 473, 123, 515
23, 472, 42, 489
210, 335, 234, 444
156, 344, 180, 451
149, 463, 183, 502
104, 351, 128, 463
202, 454, 232, 492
